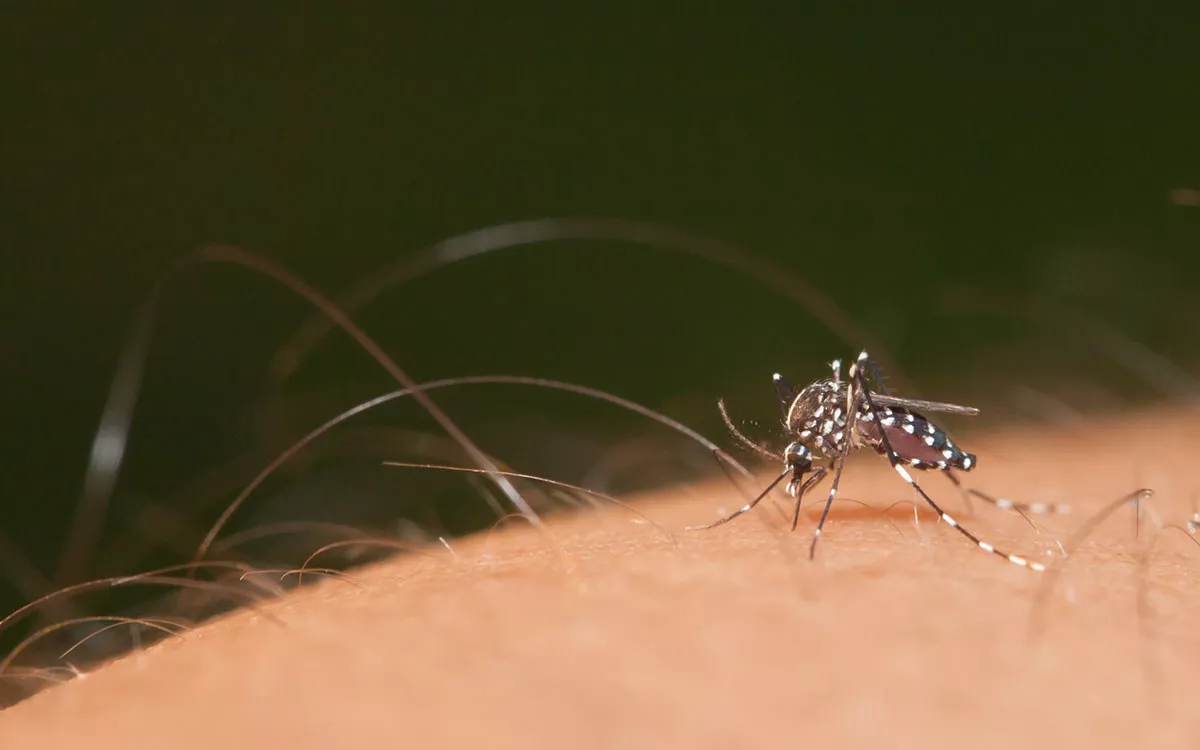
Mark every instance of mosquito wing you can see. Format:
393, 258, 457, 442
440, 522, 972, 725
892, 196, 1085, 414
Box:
870, 394, 980, 416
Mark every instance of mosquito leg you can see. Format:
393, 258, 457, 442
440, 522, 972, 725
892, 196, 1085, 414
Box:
942, 469, 1072, 517
686, 467, 792, 531
709, 448, 792, 526
808, 430, 856, 559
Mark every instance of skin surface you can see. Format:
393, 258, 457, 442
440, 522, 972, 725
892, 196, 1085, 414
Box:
1, 407, 1198, 748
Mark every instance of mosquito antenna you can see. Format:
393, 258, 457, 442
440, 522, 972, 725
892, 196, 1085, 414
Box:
718, 398, 779, 463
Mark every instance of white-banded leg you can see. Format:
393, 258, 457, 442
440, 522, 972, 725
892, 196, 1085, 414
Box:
686, 467, 792, 531
852, 351, 1047, 572
942, 469, 1072, 517
807, 424, 858, 559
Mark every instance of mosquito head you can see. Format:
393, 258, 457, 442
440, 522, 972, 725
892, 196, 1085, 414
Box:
783, 441, 814, 497
784, 441, 812, 468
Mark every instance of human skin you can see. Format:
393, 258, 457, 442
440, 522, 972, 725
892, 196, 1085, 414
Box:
1, 406, 1198, 748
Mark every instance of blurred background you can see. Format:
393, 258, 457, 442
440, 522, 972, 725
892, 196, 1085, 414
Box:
0, 5, 1197, 685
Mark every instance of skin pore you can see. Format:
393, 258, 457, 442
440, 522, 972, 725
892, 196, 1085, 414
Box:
1, 405, 1198, 749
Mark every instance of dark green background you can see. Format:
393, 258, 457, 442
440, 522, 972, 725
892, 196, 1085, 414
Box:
1, 5, 1198, 621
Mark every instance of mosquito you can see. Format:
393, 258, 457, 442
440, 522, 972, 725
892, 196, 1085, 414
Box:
691, 350, 1068, 571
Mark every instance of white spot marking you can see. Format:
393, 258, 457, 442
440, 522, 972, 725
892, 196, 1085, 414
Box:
1008, 555, 1029, 567
894, 464, 913, 483
943, 514, 958, 528
924, 435, 936, 446
902, 424, 916, 434
978, 541, 994, 553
